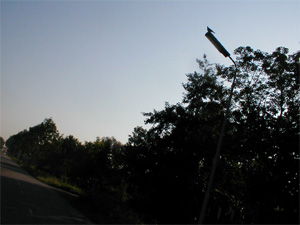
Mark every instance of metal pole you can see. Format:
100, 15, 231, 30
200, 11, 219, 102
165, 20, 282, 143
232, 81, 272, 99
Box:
198, 56, 237, 224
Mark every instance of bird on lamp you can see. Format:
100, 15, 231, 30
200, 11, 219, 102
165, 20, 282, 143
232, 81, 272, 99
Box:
207, 26, 215, 33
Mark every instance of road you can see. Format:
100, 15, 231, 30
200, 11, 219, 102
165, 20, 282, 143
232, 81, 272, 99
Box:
0, 153, 92, 224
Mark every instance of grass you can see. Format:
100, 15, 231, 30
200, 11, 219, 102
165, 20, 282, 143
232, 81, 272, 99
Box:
37, 176, 83, 195
7, 155, 83, 195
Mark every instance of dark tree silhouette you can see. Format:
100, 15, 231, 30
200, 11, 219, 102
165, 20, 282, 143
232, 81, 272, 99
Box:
5, 47, 299, 224
125, 47, 299, 224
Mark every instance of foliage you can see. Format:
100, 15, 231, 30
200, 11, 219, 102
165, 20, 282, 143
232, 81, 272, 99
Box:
37, 176, 83, 195
125, 47, 299, 224
5, 46, 299, 224
5, 119, 140, 223
0, 136, 5, 149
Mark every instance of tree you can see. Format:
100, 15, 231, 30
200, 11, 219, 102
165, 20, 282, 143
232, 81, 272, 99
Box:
6, 118, 61, 168
5, 119, 139, 223
0, 137, 5, 149
5, 46, 298, 224
6, 129, 29, 159
125, 46, 299, 223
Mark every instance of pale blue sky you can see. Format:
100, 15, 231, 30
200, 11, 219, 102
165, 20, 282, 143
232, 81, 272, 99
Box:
1, 0, 299, 144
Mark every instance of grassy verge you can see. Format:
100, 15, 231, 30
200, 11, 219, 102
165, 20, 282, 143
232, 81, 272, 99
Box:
7, 155, 83, 195
7, 155, 143, 224
37, 176, 83, 195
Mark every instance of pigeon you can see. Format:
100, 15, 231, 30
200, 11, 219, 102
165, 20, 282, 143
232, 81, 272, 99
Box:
207, 26, 215, 33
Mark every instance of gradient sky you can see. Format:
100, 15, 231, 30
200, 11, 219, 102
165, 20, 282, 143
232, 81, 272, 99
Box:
1, 0, 299, 144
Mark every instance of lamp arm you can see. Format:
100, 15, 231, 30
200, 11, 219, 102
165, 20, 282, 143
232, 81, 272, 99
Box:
198, 56, 237, 224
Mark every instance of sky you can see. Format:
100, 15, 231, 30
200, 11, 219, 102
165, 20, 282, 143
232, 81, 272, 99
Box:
1, 0, 299, 144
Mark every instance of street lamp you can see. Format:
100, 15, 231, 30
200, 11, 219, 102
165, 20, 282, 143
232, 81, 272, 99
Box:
198, 27, 237, 224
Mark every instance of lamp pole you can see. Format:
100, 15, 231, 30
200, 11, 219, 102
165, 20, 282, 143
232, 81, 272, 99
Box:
198, 28, 237, 224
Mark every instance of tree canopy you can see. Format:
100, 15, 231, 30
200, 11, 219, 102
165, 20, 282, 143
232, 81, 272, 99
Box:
5, 46, 299, 224
126, 46, 299, 223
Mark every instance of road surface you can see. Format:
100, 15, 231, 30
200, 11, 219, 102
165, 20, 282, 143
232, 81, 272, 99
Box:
0, 153, 92, 224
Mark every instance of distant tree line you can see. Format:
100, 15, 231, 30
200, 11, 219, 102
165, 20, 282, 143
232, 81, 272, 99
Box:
5, 118, 133, 223
5, 46, 299, 224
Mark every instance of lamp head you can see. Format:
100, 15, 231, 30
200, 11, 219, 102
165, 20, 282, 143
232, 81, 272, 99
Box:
205, 31, 230, 58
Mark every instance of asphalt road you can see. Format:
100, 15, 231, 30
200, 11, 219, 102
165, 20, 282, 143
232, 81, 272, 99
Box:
0, 153, 92, 224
